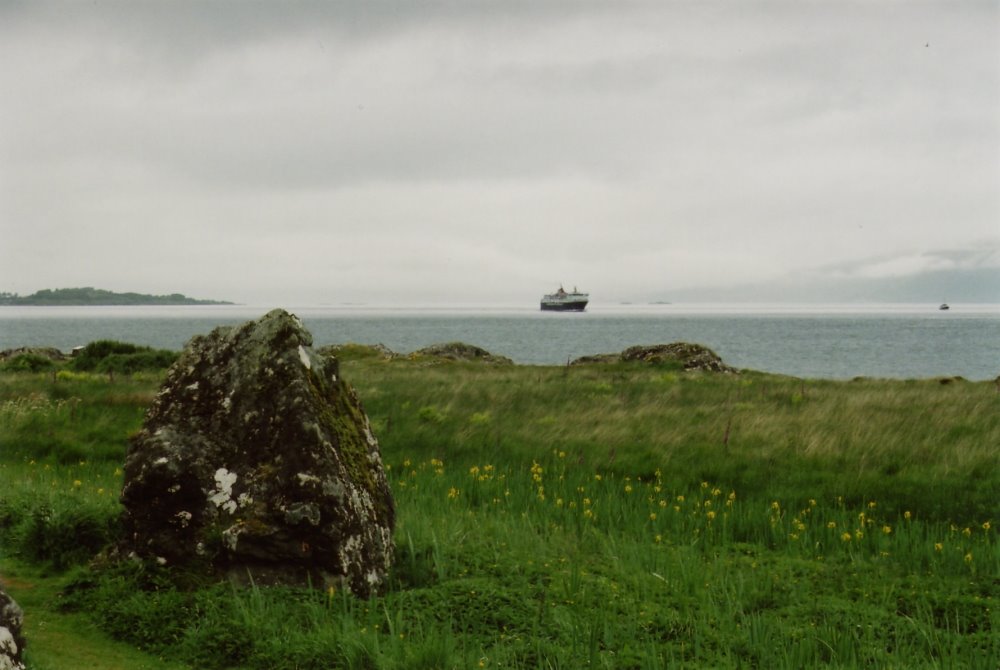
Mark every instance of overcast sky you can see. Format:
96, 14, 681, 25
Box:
1, 1, 997, 305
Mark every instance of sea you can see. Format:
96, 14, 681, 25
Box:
1, 303, 998, 381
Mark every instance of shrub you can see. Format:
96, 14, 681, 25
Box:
1, 495, 120, 570
417, 405, 447, 424
70, 340, 178, 373
1, 354, 56, 372
70, 340, 145, 369
96, 350, 178, 374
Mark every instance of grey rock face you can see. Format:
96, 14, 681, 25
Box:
619, 343, 736, 373
411, 342, 513, 365
0, 346, 67, 362
571, 343, 736, 373
0, 587, 26, 670
121, 309, 395, 595
316, 343, 398, 361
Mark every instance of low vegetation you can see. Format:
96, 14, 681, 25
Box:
0, 342, 997, 668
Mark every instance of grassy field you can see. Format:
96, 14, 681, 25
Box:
0, 348, 997, 668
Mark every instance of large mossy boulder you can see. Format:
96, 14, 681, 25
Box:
120, 309, 395, 596
0, 587, 25, 670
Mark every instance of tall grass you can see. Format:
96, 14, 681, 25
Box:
0, 371, 146, 569
1, 357, 997, 668
351, 359, 999, 522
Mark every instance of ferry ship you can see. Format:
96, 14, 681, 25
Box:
540, 286, 589, 312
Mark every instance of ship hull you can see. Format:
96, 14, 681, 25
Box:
540, 300, 588, 312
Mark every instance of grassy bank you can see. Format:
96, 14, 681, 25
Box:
0, 351, 997, 668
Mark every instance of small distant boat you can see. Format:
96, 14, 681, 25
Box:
939, 303, 950, 311
540, 286, 589, 312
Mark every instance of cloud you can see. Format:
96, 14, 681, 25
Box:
1, 1, 997, 303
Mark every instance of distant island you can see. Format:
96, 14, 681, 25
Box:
0, 287, 234, 306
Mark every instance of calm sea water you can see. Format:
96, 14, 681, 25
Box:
0, 303, 997, 380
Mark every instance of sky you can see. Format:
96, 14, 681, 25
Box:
1, 1, 998, 305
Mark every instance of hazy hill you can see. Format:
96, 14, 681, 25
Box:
662, 267, 1000, 304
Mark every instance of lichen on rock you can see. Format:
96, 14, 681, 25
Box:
0, 587, 25, 670
120, 309, 395, 596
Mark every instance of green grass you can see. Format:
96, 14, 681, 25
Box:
0, 354, 998, 668
0, 560, 189, 670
